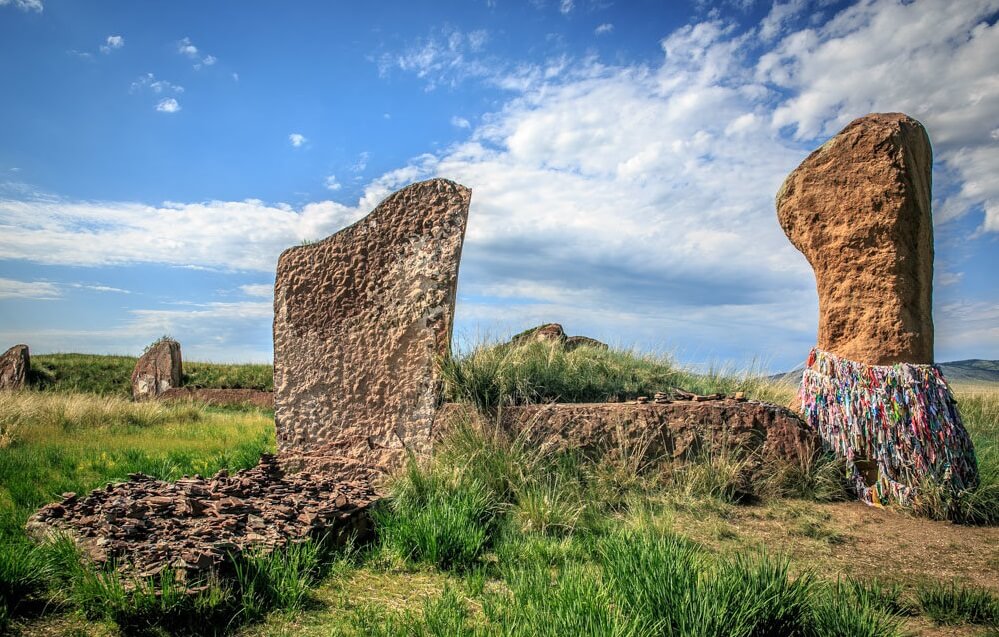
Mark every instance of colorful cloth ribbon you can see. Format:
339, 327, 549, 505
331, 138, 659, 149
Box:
798, 348, 978, 509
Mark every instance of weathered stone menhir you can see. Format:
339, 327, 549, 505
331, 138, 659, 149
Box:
0, 344, 30, 391
777, 112, 933, 365
132, 338, 183, 400
274, 178, 470, 469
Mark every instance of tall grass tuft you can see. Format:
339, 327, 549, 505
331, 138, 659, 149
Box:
231, 540, 321, 619
808, 579, 905, 637
917, 581, 999, 626
374, 459, 500, 570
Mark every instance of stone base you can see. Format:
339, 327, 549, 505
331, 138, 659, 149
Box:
437, 399, 821, 497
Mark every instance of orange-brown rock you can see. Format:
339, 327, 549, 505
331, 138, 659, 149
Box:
438, 399, 821, 499
0, 344, 30, 391
131, 338, 183, 400
777, 113, 934, 365
273, 178, 470, 468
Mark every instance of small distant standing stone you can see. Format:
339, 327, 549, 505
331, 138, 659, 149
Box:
131, 338, 183, 400
0, 344, 30, 391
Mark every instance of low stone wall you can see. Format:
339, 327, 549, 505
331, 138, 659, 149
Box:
437, 399, 821, 496
158, 387, 275, 409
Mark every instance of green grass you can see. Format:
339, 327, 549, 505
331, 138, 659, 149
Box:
916, 581, 999, 626
439, 340, 777, 408
29, 353, 273, 397
2, 345, 998, 635
0, 391, 274, 542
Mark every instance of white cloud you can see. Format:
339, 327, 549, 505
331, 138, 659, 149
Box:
288, 133, 307, 147
324, 175, 342, 191
177, 37, 199, 58
69, 283, 130, 294
0, 194, 368, 271
451, 116, 471, 129
0, 277, 60, 300
232, 72, 240, 82
595, 23, 614, 35
201, 55, 217, 66
239, 284, 273, 298
351, 151, 371, 173
100, 35, 124, 54
559, 0, 574, 14
155, 98, 181, 113
131, 73, 184, 94
0, 0, 42, 12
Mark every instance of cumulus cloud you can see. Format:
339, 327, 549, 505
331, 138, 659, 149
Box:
288, 133, 307, 147
155, 98, 181, 113
0, 277, 60, 300
451, 116, 471, 129
100, 35, 124, 54
559, 0, 574, 14
177, 37, 199, 58
0, 0, 42, 12
131, 73, 184, 94
239, 283, 273, 298
595, 23, 614, 35
0, 195, 368, 271
324, 175, 342, 191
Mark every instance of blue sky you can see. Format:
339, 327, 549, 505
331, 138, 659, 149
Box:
1, 0, 997, 370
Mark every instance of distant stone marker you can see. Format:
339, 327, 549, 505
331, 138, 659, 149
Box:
777, 112, 933, 365
132, 338, 183, 400
0, 344, 30, 391
508, 323, 608, 351
273, 178, 471, 469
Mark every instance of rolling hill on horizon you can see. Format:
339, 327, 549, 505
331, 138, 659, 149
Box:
771, 359, 999, 384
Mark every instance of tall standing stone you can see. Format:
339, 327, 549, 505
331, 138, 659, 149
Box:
273, 178, 470, 469
779, 113, 978, 513
777, 112, 933, 365
132, 338, 183, 400
0, 344, 30, 391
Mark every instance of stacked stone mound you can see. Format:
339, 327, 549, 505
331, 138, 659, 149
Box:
132, 338, 183, 400
26, 455, 376, 581
0, 344, 30, 391
274, 178, 470, 472
508, 323, 608, 351
439, 398, 821, 499
777, 112, 978, 510
158, 387, 274, 409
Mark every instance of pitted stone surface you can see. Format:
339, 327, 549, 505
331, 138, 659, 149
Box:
0, 344, 30, 391
273, 178, 470, 468
777, 113, 934, 365
132, 338, 183, 400
438, 399, 821, 499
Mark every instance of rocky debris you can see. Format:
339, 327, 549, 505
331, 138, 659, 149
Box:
777, 113, 934, 365
273, 178, 470, 470
508, 324, 608, 351
158, 387, 274, 409
438, 399, 821, 499
26, 454, 377, 580
0, 344, 29, 391
132, 338, 183, 400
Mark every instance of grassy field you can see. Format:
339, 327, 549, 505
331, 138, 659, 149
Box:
1, 347, 997, 636
30, 353, 274, 397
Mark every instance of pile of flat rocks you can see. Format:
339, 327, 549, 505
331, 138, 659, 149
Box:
26, 454, 376, 581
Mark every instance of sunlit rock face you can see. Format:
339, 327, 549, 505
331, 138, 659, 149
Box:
273, 178, 470, 471
777, 112, 934, 366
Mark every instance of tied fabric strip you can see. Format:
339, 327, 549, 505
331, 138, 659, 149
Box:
798, 348, 978, 509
